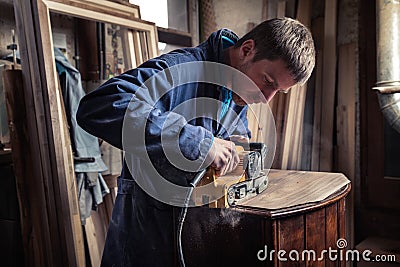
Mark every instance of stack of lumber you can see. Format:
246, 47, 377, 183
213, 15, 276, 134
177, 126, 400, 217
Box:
248, 0, 351, 174
10, 0, 157, 265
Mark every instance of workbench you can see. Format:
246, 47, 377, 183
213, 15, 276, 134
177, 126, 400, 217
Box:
175, 169, 351, 267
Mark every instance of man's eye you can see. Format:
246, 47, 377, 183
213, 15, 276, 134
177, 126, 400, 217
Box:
264, 77, 273, 87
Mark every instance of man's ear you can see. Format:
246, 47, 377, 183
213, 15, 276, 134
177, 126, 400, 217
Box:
239, 39, 256, 60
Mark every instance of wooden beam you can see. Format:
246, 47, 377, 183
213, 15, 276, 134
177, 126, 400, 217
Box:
247, 104, 262, 142
44, 0, 159, 60
280, 0, 312, 170
269, 0, 287, 168
48, 0, 140, 19
310, 16, 325, 171
277, 0, 286, 18
319, 0, 338, 171
44, 0, 140, 19
157, 27, 192, 47
336, 43, 356, 188
120, 28, 137, 71
311, 50, 324, 171
13, 0, 84, 264
336, 42, 356, 254
3, 70, 51, 265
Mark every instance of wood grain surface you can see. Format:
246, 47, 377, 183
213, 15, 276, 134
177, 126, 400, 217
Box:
238, 169, 350, 210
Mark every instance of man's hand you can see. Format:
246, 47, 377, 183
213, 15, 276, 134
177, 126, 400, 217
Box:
206, 137, 239, 176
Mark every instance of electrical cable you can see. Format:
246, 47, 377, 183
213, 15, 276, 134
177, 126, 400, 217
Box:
177, 168, 207, 267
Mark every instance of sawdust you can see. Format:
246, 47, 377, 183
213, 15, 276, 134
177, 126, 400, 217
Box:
219, 208, 243, 228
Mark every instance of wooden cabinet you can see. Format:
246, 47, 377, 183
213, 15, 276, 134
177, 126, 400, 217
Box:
177, 170, 350, 267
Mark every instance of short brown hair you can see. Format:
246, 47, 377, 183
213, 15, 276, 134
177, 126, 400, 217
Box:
235, 17, 315, 84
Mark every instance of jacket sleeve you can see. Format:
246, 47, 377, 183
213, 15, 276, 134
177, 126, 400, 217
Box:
76, 58, 214, 164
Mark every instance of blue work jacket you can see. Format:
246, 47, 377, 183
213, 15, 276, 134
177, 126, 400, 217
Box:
77, 29, 250, 188
77, 28, 251, 266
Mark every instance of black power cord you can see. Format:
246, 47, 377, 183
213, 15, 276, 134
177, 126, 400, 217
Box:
177, 168, 207, 267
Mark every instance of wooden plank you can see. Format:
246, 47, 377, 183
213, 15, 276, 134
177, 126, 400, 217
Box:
157, 27, 192, 47
262, 0, 268, 20
277, 215, 305, 266
311, 51, 324, 171
120, 28, 136, 71
280, 91, 295, 169
45, 1, 154, 32
291, 0, 311, 170
260, 0, 286, 168
268, 0, 286, 169
310, 16, 324, 171
48, 0, 140, 19
58, 86, 85, 267
325, 204, 338, 267
271, 93, 287, 168
37, 0, 85, 264
293, 0, 312, 146
272, 220, 279, 267
14, 1, 62, 264
110, 187, 118, 204
141, 31, 150, 60
14, 0, 159, 264
336, 43, 356, 255
76, 19, 99, 80
247, 103, 262, 142
279, 0, 312, 170
11, 0, 154, 265
305, 208, 325, 266
3, 69, 50, 265
319, 0, 338, 171
336, 43, 356, 180
133, 31, 144, 65
280, 84, 303, 169
277, 0, 286, 18
247, 102, 277, 171
101, 193, 114, 226
338, 198, 346, 267
84, 215, 103, 267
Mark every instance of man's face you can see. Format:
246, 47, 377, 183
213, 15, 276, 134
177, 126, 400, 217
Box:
231, 41, 297, 106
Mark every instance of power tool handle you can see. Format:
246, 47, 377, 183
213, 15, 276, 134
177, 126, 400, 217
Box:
189, 168, 207, 187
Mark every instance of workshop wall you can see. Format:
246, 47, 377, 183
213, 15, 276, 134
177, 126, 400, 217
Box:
213, 0, 264, 37
0, 0, 76, 65
50, 13, 76, 66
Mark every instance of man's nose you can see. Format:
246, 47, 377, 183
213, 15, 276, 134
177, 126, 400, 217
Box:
262, 90, 277, 103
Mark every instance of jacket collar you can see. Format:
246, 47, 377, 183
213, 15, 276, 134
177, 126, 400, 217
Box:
203, 28, 239, 63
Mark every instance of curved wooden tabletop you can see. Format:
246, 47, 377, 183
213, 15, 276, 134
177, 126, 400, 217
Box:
232, 169, 351, 219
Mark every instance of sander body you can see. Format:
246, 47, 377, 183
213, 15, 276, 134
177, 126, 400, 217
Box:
194, 142, 269, 208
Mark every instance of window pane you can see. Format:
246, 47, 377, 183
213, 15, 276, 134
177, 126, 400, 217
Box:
167, 0, 189, 32
129, 0, 188, 32
158, 42, 182, 54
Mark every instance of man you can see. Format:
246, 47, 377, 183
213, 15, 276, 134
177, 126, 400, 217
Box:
77, 17, 315, 266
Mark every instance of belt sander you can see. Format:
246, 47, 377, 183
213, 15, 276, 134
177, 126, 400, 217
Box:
193, 142, 269, 208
